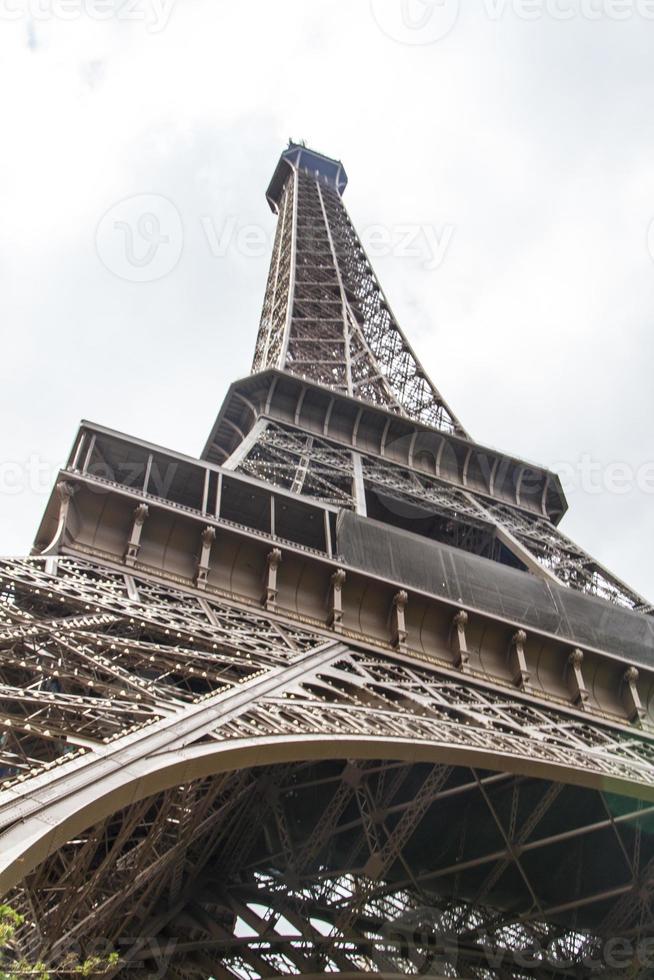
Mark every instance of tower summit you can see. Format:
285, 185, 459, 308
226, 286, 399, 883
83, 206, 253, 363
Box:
253, 139, 467, 435
0, 144, 653, 978
266, 141, 348, 209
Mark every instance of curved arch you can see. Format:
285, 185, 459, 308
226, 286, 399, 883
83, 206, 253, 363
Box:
273, 975, 408, 979
2, 731, 654, 897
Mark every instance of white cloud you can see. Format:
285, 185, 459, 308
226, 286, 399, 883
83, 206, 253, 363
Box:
0, 0, 653, 600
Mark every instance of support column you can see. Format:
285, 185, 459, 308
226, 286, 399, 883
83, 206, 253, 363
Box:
194, 526, 216, 590
391, 590, 408, 651
352, 452, 367, 516
327, 569, 346, 632
451, 610, 470, 671
222, 419, 269, 472
509, 630, 530, 691
567, 648, 589, 709
622, 667, 645, 725
56, 481, 76, 520
263, 548, 283, 611
125, 504, 149, 567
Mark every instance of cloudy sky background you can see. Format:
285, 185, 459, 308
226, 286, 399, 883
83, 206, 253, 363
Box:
1, 0, 654, 600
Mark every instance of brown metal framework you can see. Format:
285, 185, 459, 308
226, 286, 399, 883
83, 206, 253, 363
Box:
1, 142, 653, 978
252, 159, 466, 436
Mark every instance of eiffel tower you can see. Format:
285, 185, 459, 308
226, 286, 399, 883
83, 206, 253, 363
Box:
1, 142, 653, 979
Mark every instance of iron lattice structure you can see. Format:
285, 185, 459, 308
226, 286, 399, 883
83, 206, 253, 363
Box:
252, 152, 466, 436
1, 142, 654, 979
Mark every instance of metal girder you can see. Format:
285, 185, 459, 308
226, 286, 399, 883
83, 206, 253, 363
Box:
251, 165, 466, 436
0, 556, 653, 976
2, 144, 654, 979
233, 416, 649, 614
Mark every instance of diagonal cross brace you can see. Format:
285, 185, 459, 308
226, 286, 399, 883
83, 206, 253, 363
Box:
0, 640, 347, 894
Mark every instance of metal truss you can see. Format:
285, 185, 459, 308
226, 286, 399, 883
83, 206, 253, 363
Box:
12, 762, 654, 979
234, 419, 649, 611
2, 144, 653, 980
475, 501, 653, 614
252, 170, 294, 378
245, 146, 652, 617
1, 556, 653, 977
237, 421, 356, 507
0, 556, 323, 784
251, 166, 466, 436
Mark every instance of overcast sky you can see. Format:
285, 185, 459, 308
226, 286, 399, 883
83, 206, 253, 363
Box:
1, 0, 653, 601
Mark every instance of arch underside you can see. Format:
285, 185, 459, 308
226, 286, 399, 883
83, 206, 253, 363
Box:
1, 556, 654, 978
6, 756, 654, 979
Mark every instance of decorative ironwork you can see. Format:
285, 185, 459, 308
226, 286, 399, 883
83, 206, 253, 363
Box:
252, 165, 466, 436
0, 556, 653, 976
236, 418, 650, 610
1, 143, 652, 978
